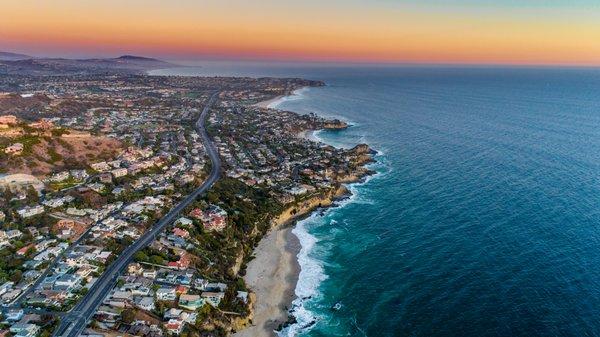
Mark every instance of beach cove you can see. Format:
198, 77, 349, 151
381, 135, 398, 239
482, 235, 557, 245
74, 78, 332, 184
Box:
234, 90, 375, 337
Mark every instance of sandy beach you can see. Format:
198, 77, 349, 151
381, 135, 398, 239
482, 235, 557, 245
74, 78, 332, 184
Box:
296, 129, 323, 143
234, 226, 300, 337
254, 95, 284, 109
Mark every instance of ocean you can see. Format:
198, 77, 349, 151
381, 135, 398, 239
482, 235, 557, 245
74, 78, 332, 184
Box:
152, 63, 600, 336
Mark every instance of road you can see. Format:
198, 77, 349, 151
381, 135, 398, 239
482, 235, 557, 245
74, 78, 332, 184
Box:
53, 92, 221, 337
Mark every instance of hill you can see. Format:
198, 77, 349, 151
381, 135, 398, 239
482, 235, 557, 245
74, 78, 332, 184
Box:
0, 54, 177, 75
0, 51, 32, 61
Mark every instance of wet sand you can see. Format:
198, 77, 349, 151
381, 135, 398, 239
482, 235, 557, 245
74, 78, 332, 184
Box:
254, 95, 284, 109
234, 226, 301, 337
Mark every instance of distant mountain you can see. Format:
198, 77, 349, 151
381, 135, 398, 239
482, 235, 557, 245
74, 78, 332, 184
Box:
115, 55, 159, 61
0, 54, 178, 75
0, 51, 32, 61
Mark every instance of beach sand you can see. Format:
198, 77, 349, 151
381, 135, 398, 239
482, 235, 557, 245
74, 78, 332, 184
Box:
296, 129, 321, 143
234, 226, 300, 337
254, 95, 284, 109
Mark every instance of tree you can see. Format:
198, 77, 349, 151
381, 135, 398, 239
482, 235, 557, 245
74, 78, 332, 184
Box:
10, 270, 22, 283
121, 308, 136, 324
150, 255, 164, 265
133, 251, 148, 262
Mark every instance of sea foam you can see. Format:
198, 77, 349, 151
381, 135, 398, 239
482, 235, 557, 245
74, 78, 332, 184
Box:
268, 87, 309, 109
281, 166, 384, 337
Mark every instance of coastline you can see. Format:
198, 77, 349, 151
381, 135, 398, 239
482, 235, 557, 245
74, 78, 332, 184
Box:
235, 185, 355, 337
236, 92, 373, 337
254, 86, 311, 110
234, 226, 300, 337
254, 95, 284, 109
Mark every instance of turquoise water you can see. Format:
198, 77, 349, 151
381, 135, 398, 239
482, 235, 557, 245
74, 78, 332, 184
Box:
153, 64, 600, 336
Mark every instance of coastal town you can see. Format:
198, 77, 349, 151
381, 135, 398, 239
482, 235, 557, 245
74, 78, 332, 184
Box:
0, 68, 375, 336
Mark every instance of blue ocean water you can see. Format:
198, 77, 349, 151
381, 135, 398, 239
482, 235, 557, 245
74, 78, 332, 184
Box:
153, 64, 600, 336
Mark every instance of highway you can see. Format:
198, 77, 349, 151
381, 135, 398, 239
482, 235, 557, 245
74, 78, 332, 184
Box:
53, 92, 221, 337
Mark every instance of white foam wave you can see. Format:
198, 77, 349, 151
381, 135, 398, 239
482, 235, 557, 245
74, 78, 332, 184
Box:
280, 172, 387, 337
281, 215, 327, 337
269, 87, 309, 109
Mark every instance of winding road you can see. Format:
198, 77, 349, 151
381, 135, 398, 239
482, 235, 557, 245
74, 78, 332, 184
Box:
53, 92, 221, 337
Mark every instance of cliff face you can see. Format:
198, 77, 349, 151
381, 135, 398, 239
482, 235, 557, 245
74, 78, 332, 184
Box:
322, 119, 348, 130
271, 185, 349, 228
351, 143, 377, 155
230, 293, 256, 332
271, 143, 376, 229
230, 248, 245, 277
349, 143, 378, 166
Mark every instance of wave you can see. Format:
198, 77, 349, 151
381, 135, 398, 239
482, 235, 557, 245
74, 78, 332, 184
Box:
269, 87, 310, 109
281, 169, 384, 337
283, 215, 327, 337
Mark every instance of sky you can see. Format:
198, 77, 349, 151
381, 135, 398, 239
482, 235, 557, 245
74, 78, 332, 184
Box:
1, 0, 600, 66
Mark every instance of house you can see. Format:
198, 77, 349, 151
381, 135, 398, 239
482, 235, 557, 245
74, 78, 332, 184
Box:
112, 187, 124, 195
66, 207, 86, 217
6, 229, 23, 239
201, 291, 225, 307
237, 291, 249, 303
108, 160, 122, 168
131, 285, 151, 296
1, 289, 21, 302
55, 218, 75, 235
178, 294, 205, 311
172, 228, 189, 239
76, 266, 96, 279
48, 171, 70, 182
70, 169, 89, 181
188, 208, 203, 219
126, 323, 163, 336
9, 323, 39, 337
165, 318, 184, 335
175, 285, 188, 295
96, 251, 112, 263
193, 205, 228, 232
111, 168, 128, 178
5, 308, 24, 321
43, 197, 65, 208
142, 269, 158, 279
16, 244, 35, 256
99, 172, 113, 184
17, 205, 44, 218
193, 278, 208, 291
207, 215, 227, 230
175, 217, 193, 226
25, 226, 38, 236
0, 115, 17, 126
0, 282, 14, 296
163, 308, 183, 320
90, 161, 110, 172
167, 253, 191, 270
55, 274, 81, 290
128, 263, 144, 275
205, 282, 227, 292
28, 119, 53, 130
4, 143, 23, 155
136, 296, 155, 311
156, 287, 176, 301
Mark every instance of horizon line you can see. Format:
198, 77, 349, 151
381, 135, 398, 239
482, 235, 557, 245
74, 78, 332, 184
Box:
4, 49, 600, 70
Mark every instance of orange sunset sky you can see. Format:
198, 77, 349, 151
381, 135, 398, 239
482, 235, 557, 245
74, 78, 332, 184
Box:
2, 0, 600, 65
